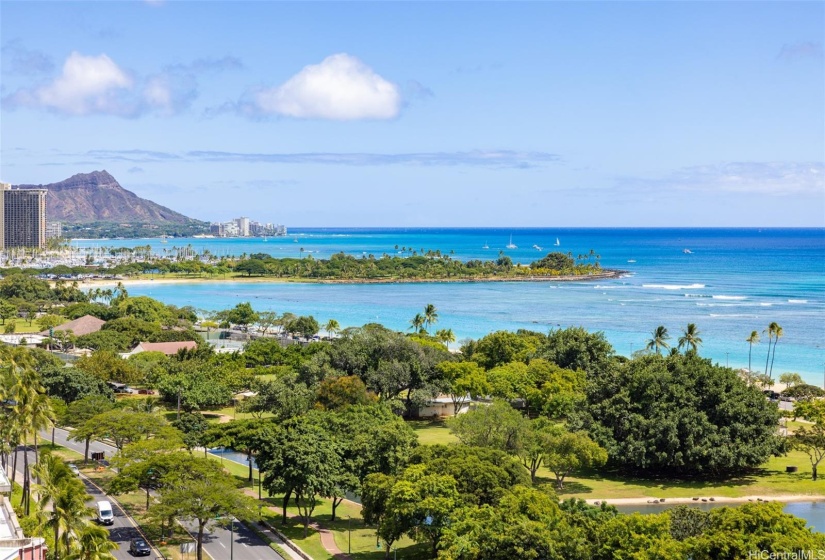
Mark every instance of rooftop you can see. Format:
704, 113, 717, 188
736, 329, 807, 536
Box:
40, 314, 105, 337
133, 340, 198, 355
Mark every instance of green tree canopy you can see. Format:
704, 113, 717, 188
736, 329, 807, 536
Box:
256, 417, 341, 534
448, 400, 526, 453
580, 353, 783, 477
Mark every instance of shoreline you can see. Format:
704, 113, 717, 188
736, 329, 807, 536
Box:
79, 268, 627, 287
583, 494, 825, 507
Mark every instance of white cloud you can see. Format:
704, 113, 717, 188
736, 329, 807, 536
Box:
672, 162, 824, 195
3, 52, 240, 117
143, 76, 173, 109
255, 53, 401, 120
777, 41, 823, 61
17, 52, 133, 115
620, 162, 825, 196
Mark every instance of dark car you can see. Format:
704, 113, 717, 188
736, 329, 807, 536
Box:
129, 538, 151, 556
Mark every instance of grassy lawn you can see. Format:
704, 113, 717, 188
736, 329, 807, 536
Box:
256, 489, 432, 560
546, 449, 825, 501
5, 322, 42, 334
408, 419, 457, 446
406, 418, 823, 503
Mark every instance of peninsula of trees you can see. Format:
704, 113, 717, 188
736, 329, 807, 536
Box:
7, 248, 618, 284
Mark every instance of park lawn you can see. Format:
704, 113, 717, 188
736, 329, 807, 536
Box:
39, 442, 84, 462
548, 449, 825, 501
786, 420, 811, 434
408, 419, 458, 446
13, 323, 42, 333
206, 405, 275, 422
260, 490, 429, 560
262, 511, 330, 560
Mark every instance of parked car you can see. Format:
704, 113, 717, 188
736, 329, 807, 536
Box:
68, 464, 80, 476
129, 538, 151, 556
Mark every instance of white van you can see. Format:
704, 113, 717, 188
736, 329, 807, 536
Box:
97, 500, 114, 525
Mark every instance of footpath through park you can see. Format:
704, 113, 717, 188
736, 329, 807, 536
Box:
243, 488, 352, 560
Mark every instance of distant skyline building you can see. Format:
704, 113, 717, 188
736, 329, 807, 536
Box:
0, 182, 47, 250
45, 221, 62, 239
210, 216, 286, 238
236, 216, 250, 237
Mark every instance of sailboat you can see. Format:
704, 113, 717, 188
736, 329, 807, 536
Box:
554, 237, 560, 246
506, 235, 517, 249
160, 235, 168, 244
532, 244, 542, 251
482, 241, 490, 249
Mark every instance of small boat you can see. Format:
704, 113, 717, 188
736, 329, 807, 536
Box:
160, 235, 168, 244
683, 249, 693, 254
506, 235, 517, 249
554, 238, 560, 246
627, 259, 636, 263
293, 238, 299, 243
532, 244, 542, 251
482, 241, 490, 249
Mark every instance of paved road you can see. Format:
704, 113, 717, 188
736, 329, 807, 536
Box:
12, 446, 140, 560
46, 427, 283, 560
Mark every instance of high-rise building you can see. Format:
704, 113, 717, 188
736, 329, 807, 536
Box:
235, 216, 250, 237
0, 183, 47, 250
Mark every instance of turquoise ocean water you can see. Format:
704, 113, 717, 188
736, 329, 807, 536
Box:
74, 228, 825, 383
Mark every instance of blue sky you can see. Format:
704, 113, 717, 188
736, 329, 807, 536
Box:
1, 1, 823, 227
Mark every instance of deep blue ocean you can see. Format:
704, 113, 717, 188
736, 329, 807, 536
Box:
74, 228, 825, 383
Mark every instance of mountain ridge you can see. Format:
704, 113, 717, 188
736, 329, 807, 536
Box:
13, 170, 200, 225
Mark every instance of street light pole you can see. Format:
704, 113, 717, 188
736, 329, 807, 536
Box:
348, 516, 351, 554
230, 518, 234, 560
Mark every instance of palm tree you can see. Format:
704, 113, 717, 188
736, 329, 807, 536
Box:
677, 323, 703, 353
35, 453, 95, 559
746, 330, 760, 374
435, 328, 456, 348
763, 322, 779, 378
65, 525, 118, 560
769, 323, 783, 377
646, 326, 670, 355
423, 303, 439, 332
325, 319, 340, 339
409, 313, 425, 333
9, 354, 54, 515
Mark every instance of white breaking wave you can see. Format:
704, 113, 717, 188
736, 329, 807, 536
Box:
709, 313, 759, 318
642, 283, 706, 290
712, 295, 748, 300
788, 299, 808, 304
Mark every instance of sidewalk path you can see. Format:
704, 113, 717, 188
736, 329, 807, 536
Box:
245, 489, 352, 560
